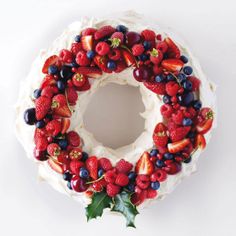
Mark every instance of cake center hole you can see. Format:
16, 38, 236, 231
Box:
84, 83, 145, 149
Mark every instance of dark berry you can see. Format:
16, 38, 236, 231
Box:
24, 108, 36, 125
74, 35, 81, 42
164, 153, 174, 160
57, 80, 66, 91
156, 160, 165, 168
193, 100, 202, 110
151, 181, 160, 190
166, 73, 176, 81
177, 73, 187, 84
81, 152, 89, 162
183, 66, 193, 75
35, 120, 46, 128
183, 118, 193, 126
138, 54, 149, 61
107, 60, 116, 70
58, 139, 68, 150
127, 183, 135, 192
67, 181, 73, 190
79, 167, 89, 179
98, 169, 104, 178
63, 171, 72, 181
183, 80, 193, 91
163, 95, 171, 104
48, 65, 58, 75
128, 171, 137, 180
86, 50, 95, 59
33, 89, 41, 99
60, 66, 73, 80
183, 92, 194, 106
187, 131, 196, 138
143, 41, 151, 50
180, 55, 188, 64
34, 149, 48, 161
116, 25, 128, 33
150, 149, 158, 156
183, 156, 192, 163
155, 75, 164, 83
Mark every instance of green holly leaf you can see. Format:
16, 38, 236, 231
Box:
111, 191, 139, 228
85, 191, 112, 221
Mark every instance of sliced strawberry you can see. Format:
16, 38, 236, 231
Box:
35, 96, 51, 120
48, 159, 63, 174
41, 75, 56, 89
135, 152, 154, 175
161, 59, 184, 72
121, 49, 136, 67
144, 81, 166, 95
86, 156, 98, 180
42, 55, 61, 74
196, 119, 213, 135
75, 67, 102, 78
51, 94, 72, 118
195, 134, 206, 150
81, 35, 93, 51
164, 37, 181, 59
61, 118, 70, 134
168, 138, 191, 153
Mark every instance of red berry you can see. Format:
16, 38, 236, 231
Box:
160, 104, 174, 118
75, 50, 90, 66
95, 42, 110, 56
144, 81, 166, 95
150, 48, 163, 65
153, 123, 168, 147
69, 148, 82, 160
136, 175, 150, 190
34, 128, 48, 151
172, 110, 184, 125
146, 188, 158, 199
141, 29, 156, 41
70, 160, 84, 175
132, 44, 145, 56
82, 28, 97, 36
170, 126, 191, 142
188, 76, 201, 91
86, 156, 98, 180
131, 191, 147, 205
46, 119, 61, 136
67, 131, 80, 147
110, 32, 124, 47
115, 159, 133, 174
71, 175, 88, 192
66, 87, 78, 105
70, 42, 83, 55
115, 173, 129, 187
94, 25, 115, 40
41, 86, 56, 98
35, 96, 51, 120
156, 41, 168, 53
59, 49, 73, 63
104, 169, 117, 183
72, 73, 87, 87
106, 183, 120, 197
33, 148, 48, 161
98, 158, 113, 171
108, 48, 121, 61
152, 65, 163, 75
165, 81, 180, 96
47, 143, 61, 157
151, 169, 167, 182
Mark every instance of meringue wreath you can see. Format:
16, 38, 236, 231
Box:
20, 21, 215, 227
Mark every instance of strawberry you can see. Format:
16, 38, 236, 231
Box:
69, 148, 82, 160
144, 81, 166, 95
132, 44, 145, 56
67, 131, 80, 147
66, 87, 78, 105
74, 77, 91, 91
92, 178, 107, 192
169, 126, 191, 142
115, 173, 129, 187
121, 49, 136, 67
46, 119, 62, 136
106, 183, 120, 197
70, 42, 83, 55
34, 128, 48, 151
70, 160, 84, 175
72, 73, 87, 87
41, 75, 56, 89
161, 59, 184, 72
196, 119, 213, 135
61, 118, 70, 134
51, 94, 71, 118
160, 104, 174, 118
188, 76, 201, 91
195, 134, 206, 149
75, 66, 102, 78
156, 41, 168, 53
152, 123, 168, 147
115, 159, 133, 174
98, 158, 113, 171
86, 156, 98, 180
167, 120, 180, 132
94, 25, 115, 40
48, 159, 63, 174
59, 49, 73, 63
104, 169, 117, 183
136, 174, 150, 189
150, 48, 163, 65
41, 86, 56, 98
75, 50, 90, 66
42, 55, 61, 74
165, 81, 180, 96
35, 96, 51, 120
81, 35, 93, 51
47, 143, 61, 157
167, 138, 191, 153
82, 28, 97, 36
164, 37, 181, 59
141, 29, 156, 41
135, 152, 154, 175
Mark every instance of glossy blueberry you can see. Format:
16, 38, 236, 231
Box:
183, 118, 193, 126
70, 61, 79, 68
183, 156, 192, 163
193, 100, 202, 110
24, 108, 36, 125
163, 95, 171, 104
155, 75, 164, 83
87, 50, 95, 59
138, 54, 149, 61
164, 153, 174, 160
183, 66, 193, 75
58, 139, 68, 150
187, 131, 196, 138
98, 169, 104, 178
116, 25, 128, 33
35, 120, 46, 128
183, 80, 193, 91
79, 167, 89, 179
48, 65, 58, 75
177, 73, 187, 84
63, 171, 72, 181
151, 181, 160, 190
60, 66, 73, 80
107, 60, 117, 70
127, 183, 135, 192
57, 80, 66, 91
81, 152, 89, 162
166, 73, 175, 81
128, 171, 137, 180
143, 41, 151, 50
156, 160, 165, 168
150, 149, 158, 157
33, 89, 41, 99
183, 92, 194, 106
67, 181, 73, 190
74, 35, 81, 42
180, 55, 188, 64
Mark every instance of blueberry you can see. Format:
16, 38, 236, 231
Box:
35, 120, 46, 128
183, 92, 194, 106
81, 152, 89, 162
98, 169, 104, 178
74, 35, 81, 42
70, 61, 79, 68
151, 181, 160, 190
155, 75, 164, 83
180, 55, 188, 64
116, 25, 128, 33
183, 118, 193, 126
57, 80, 66, 91
183, 80, 193, 91
63, 171, 72, 181
150, 149, 158, 157
183, 156, 192, 163
163, 95, 171, 104
48, 65, 58, 75
60, 66, 73, 80
164, 153, 174, 160
187, 131, 196, 138
156, 160, 165, 168
177, 73, 187, 84
79, 167, 89, 179
33, 89, 41, 99
58, 139, 68, 150
87, 50, 95, 59
24, 108, 36, 125
128, 171, 137, 180
193, 100, 202, 110
67, 181, 73, 190
138, 54, 148, 61
143, 41, 151, 50
127, 183, 135, 192
107, 60, 117, 70
166, 73, 176, 81
177, 95, 183, 104
183, 66, 193, 75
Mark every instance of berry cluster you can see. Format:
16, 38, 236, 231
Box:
24, 25, 214, 211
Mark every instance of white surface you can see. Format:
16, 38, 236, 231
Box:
0, 0, 236, 235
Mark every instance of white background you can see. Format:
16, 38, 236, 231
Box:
1, 0, 236, 235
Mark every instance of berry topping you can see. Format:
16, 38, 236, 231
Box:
81, 35, 93, 51
94, 25, 115, 40
67, 131, 80, 147
135, 152, 154, 175
24, 108, 36, 125
115, 159, 133, 174
86, 156, 98, 180
35, 96, 51, 120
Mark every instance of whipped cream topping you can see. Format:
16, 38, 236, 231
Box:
15, 11, 216, 207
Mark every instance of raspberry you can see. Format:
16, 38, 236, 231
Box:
160, 104, 174, 118
82, 28, 97, 36
152, 65, 163, 75
187, 107, 197, 118
59, 49, 73, 63
46, 119, 61, 136
141, 29, 156, 41
94, 25, 115, 40
67, 131, 80, 147
146, 188, 158, 199
66, 87, 78, 105
156, 41, 168, 53
115, 173, 129, 187
172, 110, 184, 125
132, 44, 145, 56
41, 86, 55, 98
70, 160, 84, 175
95, 42, 110, 56
115, 159, 133, 174
69, 148, 82, 160
156, 34, 162, 41
188, 76, 201, 91
144, 81, 166, 95
108, 49, 121, 61
131, 191, 147, 205
99, 158, 113, 171
106, 183, 120, 197
75, 51, 90, 66
165, 81, 180, 96
150, 169, 167, 182
47, 143, 61, 157
104, 169, 117, 183
34, 129, 48, 151
170, 126, 191, 142
136, 175, 150, 189
70, 42, 82, 55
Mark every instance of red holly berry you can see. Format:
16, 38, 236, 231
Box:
67, 131, 80, 147
136, 175, 150, 190
35, 96, 51, 120
95, 42, 110, 56
94, 25, 115, 40
141, 29, 156, 41
46, 119, 62, 136
160, 104, 174, 118
98, 158, 113, 171
106, 183, 120, 197
59, 49, 73, 63
165, 81, 180, 96
75, 50, 90, 66
47, 143, 61, 157
115, 159, 133, 174
132, 44, 145, 56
